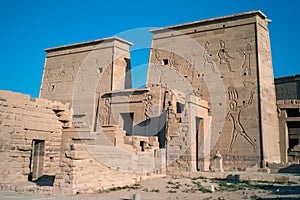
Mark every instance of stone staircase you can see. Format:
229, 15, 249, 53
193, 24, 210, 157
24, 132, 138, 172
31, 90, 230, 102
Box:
67, 124, 166, 174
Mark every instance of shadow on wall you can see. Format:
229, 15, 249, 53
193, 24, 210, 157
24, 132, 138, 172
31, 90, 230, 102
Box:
133, 112, 167, 148
28, 174, 55, 186
278, 164, 300, 175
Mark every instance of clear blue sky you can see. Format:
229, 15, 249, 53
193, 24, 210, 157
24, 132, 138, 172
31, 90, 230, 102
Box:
1, 0, 299, 97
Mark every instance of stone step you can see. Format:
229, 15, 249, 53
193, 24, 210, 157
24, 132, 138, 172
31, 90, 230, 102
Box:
85, 144, 157, 173
0, 182, 53, 195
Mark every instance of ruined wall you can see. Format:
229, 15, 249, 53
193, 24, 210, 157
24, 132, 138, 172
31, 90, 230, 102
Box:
165, 94, 211, 174
148, 11, 280, 171
54, 128, 163, 195
0, 90, 69, 184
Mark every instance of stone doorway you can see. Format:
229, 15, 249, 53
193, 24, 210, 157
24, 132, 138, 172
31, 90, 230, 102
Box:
30, 140, 45, 181
121, 113, 134, 135
196, 117, 204, 171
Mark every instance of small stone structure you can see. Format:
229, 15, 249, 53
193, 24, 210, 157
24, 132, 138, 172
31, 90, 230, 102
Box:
0, 10, 298, 195
275, 74, 300, 100
277, 100, 300, 163
274, 75, 300, 164
213, 151, 224, 172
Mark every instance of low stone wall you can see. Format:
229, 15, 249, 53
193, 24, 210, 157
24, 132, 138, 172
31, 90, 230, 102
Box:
186, 171, 300, 184
0, 90, 69, 184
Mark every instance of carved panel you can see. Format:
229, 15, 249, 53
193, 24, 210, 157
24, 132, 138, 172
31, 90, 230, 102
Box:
217, 40, 235, 72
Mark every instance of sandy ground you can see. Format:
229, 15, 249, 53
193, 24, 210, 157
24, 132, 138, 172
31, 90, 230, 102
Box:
1, 175, 300, 200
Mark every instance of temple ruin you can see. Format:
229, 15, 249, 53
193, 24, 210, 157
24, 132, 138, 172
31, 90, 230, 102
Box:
0, 10, 299, 195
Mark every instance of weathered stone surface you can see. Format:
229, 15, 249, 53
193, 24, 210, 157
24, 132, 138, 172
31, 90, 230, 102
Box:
0, 90, 70, 186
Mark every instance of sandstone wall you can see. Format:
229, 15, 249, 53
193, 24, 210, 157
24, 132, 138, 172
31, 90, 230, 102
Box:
0, 90, 69, 184
148, 11, 280, 170
256, 16, 281, 164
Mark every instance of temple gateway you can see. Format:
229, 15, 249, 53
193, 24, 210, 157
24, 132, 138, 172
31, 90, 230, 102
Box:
0, 10, 299, 195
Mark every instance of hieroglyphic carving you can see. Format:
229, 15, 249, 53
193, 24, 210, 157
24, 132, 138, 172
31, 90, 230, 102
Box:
218, 40, 235, 72
144, 94, 153, 119
226, 87, 256, 152
100, 98, 111, 125
203, 41, 217, 74
239, 38, 253, 76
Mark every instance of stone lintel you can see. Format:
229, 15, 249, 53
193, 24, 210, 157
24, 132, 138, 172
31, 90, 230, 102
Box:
277, 100, 300, 108
102, 88, 149, 97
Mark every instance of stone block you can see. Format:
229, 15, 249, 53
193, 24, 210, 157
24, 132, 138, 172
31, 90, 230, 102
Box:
275, 176, 289, 183
261, 174, 275, 182
25, 131, 50, 140
11, 134, 24, 140
213, 172, 225, 179
247, 173, 263, 181
23, 121, 55, 132
289, 176, 300, 183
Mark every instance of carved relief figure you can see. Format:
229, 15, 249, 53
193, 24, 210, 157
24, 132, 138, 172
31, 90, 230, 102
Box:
96, 57, 103, 74
184, 47, 196, 76
248, 90, 255, 105
183, 60, 192, 77
43, 70, 53, 96
153, 49, 164, 83
100, 98, 111, 125
144, 94, 153, 119
239, 41, 252, 76
193, 74, 203, 97
67, 61, 78, 81
166, 93, 176, 140
153, 48, 161, 65
228, 86, 238, 100
58, 63, 66, 82
218, 40, 235, 72
226, 88, 256, 152
203, 41, 217, 74
169, 47, 179, 72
